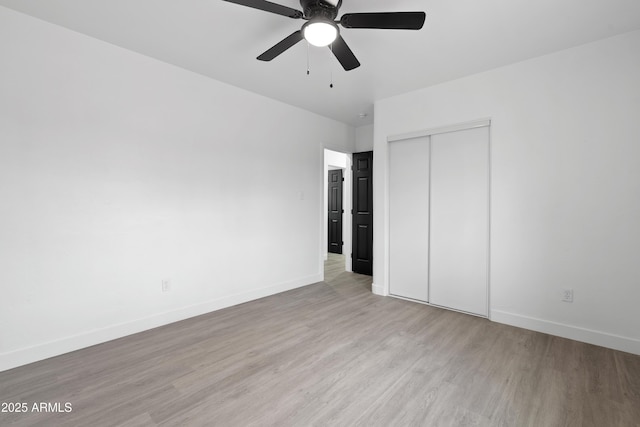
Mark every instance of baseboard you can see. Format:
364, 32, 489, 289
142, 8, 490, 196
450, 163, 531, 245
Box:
0, 274, 321, 372
372, 282, 387, 296
491, 309, 640, 356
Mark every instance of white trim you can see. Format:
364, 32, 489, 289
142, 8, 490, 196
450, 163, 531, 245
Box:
0, 274, 321, 372
486, 126, 492, 320
427, 136, 432, 304
389, 294, 488, 319
387, 119, 491, 143
492, 310, 640, 356
372, 282, 386, 296
319, 144, 327, 281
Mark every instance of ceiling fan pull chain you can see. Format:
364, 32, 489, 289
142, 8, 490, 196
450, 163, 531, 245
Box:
306, 41, 310, 75
329, 43, 334, 88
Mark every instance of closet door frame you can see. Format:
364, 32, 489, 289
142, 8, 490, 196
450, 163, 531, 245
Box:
387, 119, 492, 318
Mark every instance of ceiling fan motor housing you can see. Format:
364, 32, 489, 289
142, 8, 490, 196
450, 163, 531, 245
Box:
300, 0, 341, 20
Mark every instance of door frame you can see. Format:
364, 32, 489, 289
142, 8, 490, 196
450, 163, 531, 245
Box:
385, 119, 492, 318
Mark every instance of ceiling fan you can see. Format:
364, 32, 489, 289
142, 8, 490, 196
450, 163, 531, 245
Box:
222, 0, 426, 71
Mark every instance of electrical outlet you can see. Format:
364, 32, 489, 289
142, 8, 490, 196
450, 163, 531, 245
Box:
562, 288, 573, 303
162, 280, 170, 293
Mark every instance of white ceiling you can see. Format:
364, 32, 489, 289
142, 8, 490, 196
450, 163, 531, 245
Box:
2, 0, 640, 126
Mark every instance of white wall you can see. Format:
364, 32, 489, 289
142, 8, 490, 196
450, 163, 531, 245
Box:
374, 30, 640, 355
0, 6, 354, 371
355, 124, 374, 152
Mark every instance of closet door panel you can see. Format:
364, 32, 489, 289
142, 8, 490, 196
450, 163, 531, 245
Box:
429, 127, 489, 316
389, 137, 430, 302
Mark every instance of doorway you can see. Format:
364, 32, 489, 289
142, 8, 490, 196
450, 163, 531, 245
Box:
323, 149, 374, 278
324, 149, 351, 273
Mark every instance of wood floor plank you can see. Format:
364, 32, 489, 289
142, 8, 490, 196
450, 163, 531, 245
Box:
1, 253, 639, 426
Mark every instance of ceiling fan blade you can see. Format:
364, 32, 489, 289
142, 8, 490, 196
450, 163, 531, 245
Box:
340, 12, 426, 30
257, 31, 304, 61
331, 35, 360, 71
222, 0, 303, 19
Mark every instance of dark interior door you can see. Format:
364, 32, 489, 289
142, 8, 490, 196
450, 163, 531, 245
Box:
328, 169, 343, 254
352, 151, 373, 275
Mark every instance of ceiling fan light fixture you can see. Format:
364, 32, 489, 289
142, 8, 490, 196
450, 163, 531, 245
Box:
303, 19, 338, 47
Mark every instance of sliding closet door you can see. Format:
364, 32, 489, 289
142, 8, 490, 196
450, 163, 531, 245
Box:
389, 137, 430, 302
429, 127, 489, 316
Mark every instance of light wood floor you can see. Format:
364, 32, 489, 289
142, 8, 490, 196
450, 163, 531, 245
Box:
1, 256, 639, 426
